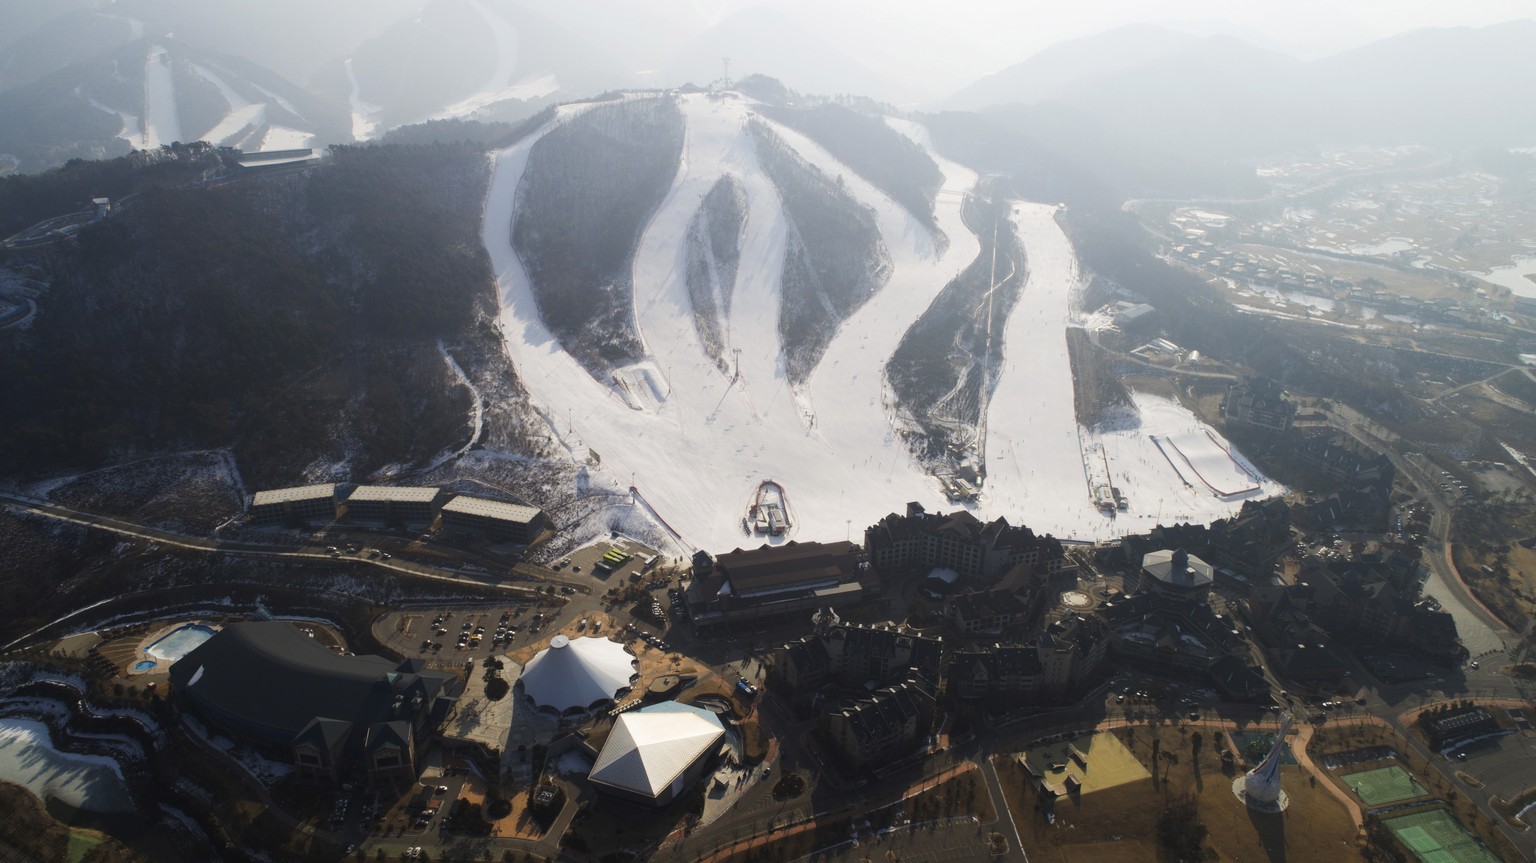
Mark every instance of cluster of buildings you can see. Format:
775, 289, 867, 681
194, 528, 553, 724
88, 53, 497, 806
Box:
774, 612, 943, 769
1291, 436, 1397, 532
1098, 549, 1268, 701
863, 503, 1067, 583
247, 482, 547, 543
1222, 378, 1296, 433
1246, 547, 1461, 682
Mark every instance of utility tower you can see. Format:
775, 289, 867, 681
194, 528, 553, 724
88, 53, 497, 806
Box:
722, 57, 731, 88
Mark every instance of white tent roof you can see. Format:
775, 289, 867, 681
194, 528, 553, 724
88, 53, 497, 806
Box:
589, 702, 725, 798
519, 635, 636, 713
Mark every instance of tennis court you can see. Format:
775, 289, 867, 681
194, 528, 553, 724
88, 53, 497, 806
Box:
1384, 809, 1502, 863
1342, 765, 1427, 806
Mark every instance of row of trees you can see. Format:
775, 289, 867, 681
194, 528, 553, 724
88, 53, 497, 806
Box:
512, 97, 685, 378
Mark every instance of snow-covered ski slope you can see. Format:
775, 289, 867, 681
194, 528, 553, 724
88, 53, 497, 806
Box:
484, 92, 1280, 551
142, 45, 182, 149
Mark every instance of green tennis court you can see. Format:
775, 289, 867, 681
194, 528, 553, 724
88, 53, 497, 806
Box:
1342, 765, 1427, 806
1384, 809, 1502, 863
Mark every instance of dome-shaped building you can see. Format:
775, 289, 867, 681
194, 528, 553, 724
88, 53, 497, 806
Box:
518, 635, 638, 716
1139, 548, 1214, 603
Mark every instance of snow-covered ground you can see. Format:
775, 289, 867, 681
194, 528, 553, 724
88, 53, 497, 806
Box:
142, 45, 182, 149
188, 63, 267, 147
483, 93, 1280, 552
424, 340, 485, 472
345, 58, 380, 142
86, 95, 144, 149
0, 717, 135, 813
260, 126, 316, 150
1472, 256, 1536, 299
985, 203, 1280, 534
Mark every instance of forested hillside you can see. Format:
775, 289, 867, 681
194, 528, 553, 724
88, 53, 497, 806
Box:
0, 143, 224, 239
759, 102, 945, 248
887, 194, 1022, 458
684, 175, 746, 369
749, 119, 890, 384
0, 142, 535, 485
512, 97, 685, 378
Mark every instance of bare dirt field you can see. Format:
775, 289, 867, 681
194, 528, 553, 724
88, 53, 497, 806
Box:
998, 725, 1365, 862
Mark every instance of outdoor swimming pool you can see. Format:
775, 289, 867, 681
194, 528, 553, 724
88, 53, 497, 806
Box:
145, 623, 216, 663
132, 660, 157, 672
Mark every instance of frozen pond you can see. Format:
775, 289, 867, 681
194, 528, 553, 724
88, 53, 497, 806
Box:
1471, 256, 1536, 299
1350, 238, 1414, 257
0, 718, 134, 814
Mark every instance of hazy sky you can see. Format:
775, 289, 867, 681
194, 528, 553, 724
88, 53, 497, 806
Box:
662, 0, 1536, 97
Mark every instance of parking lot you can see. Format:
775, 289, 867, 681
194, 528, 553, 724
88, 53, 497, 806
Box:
374, 602, 565, 671
549, 537, 661, 585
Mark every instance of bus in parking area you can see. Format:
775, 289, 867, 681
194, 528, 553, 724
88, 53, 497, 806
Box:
596, 548, 633, 573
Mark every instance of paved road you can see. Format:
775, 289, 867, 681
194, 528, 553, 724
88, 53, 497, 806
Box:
0, 491, 556, 653
980, 754, 1027, 862
0, 492, 545, 588
1320, 405, 1513, 656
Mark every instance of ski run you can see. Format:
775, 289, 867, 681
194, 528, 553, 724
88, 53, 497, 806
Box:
483, 91, 1283, 553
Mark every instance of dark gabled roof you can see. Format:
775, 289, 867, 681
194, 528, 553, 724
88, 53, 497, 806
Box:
365, 720, 413, 752
169, 622, 455, 746
932, 510, 985, 542
950, 587, 1029, 623
294, 716, 352, 755
838, 675, 935, 743
950, 645, 1043, 681
1209, 655, 1267, 697
785, 638, 831, 675
716, 541, 860, 594
829, 623, 944, 678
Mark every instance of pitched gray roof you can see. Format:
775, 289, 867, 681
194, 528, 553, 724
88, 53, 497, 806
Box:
169, 621, 454, 746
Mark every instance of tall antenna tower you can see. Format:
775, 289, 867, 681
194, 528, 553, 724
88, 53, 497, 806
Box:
722, 57, 732, 88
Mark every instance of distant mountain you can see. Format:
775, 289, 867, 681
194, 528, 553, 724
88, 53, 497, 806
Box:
659, 7, 897, 101
309, 0, 627, 137
0, 6, 143, 94
0, 39, 348, 174
1301, 20, 1536, 148
940, 20, 1536, 157
940, 24, 1207, 112
107, 0, 422, 83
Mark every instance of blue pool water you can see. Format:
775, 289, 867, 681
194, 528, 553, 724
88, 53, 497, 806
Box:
132, 660, 157, 672
145, 624, 216, 662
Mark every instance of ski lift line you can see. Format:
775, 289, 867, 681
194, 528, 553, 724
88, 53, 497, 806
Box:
974, 217, 1001, 476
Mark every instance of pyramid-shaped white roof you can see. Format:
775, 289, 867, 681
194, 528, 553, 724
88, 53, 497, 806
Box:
589, 702, 726, 798
519, 635, 636, 713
